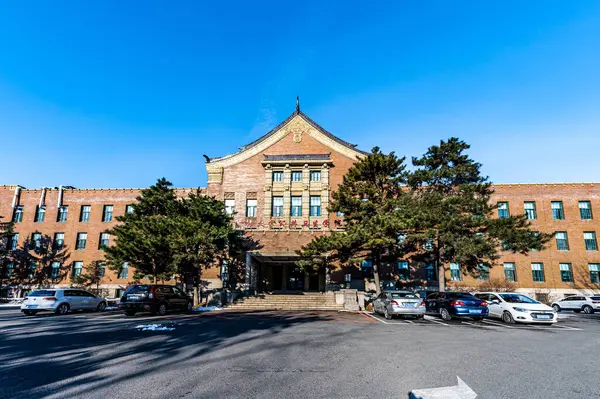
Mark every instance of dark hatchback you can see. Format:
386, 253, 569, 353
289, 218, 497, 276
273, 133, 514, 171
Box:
119, 285, 193, 316
425, 292, 489, 321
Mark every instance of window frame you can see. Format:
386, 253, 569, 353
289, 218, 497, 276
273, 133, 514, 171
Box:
450, 262, 462, 281
579, 201, 593, 220
245, 199, 257, 218
291, 171, 303, 182
75, 232, 87, 250
504, 262, 516, 282
272, 171, 284, 182
398, 261, 410, 280
271, 196, 284, 217
589, 264, 600, 284
551, 201, 564, 220
524, 201, 536, 220
80, 205, 91, 222
584, 232, 598, 251
72, 261, 83, 278
57, 205, 69, 223
559, 263, 573, 283
12, 206, 23, 223
102, 205, 114, 222
497, 202, 509, 219
34, 205, 46, 223
290, 196, 302, 217
224, 199, 235, 216
309, 196, 321, 217
555, 231, 569, 251
99, 232, 110, 248
310, 170, 321, 182
531, 263, 545, 282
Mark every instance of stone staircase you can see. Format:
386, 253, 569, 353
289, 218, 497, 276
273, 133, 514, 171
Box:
226, 292, 344, 311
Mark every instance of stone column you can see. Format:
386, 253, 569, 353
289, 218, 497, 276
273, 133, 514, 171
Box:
304, 273, 310, 291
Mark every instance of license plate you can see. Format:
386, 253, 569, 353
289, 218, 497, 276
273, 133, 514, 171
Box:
469, 309, 482, 314
403, 303, 414, 307
128, 295, 140, 300
27, 305, 38, 309
537, 315, 551, 319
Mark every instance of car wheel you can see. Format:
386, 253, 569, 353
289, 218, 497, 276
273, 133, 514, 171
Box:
55, 303, 69, 315
372, 305, 378, 315
186, 302, 193, 313
552, 304, 561, 313
157, 303, 167, 316
440, 308, 452, 321
583, 305, 594, 314
502, 311, 515, 324
123, 310, 136, 316
384, 307, 392, 320
96, 302, 107, 312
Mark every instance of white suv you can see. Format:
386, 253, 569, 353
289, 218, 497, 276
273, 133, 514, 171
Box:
21, 289, 107, 316
552, 296, 600, 314
475, 292, 557, 324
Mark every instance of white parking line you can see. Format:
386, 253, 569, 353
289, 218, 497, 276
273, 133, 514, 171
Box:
482, 319, 516, 329
404, 319, 413, 324
549, 324, 582, 331
364, 312, 388, 324
423, 315, 449, 326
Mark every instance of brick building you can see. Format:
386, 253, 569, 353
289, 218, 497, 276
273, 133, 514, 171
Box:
1, 106, 599, 301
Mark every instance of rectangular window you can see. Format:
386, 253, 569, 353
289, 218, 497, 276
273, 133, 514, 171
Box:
497, 202, 509, 219
426, 264, 436, 281
31, 233, 42, 251
118, 262, 129, 279
34, 206, 46, 223
477, 264, 489, 281
28, 261, 36, 279
246, 199, 257, 217
504, 262, 516, 282
524, 202, 536, 220
551, 201, 564, 220
579, 201, 593, 220
72, 261, 83, 278
310, 196, 321, 217
532, 263, 545, 282
398, 261, 410, 280
99, 232, 110, 248
126, 204, 135, 214
291, 171, 303, 182
221, 259, 229, 287
589, 264, 600, 284
555, 232, 569, 251
584, 232, 598, 251
560, 263, 573, 283
291, 196, 302, 217
54, 233, 64, 250
272, 171, 283, 182
272, 197, 283, 217
57, 206, 68, 222
76, 233, 87, 250
310, 171, 321, 181
98, 262, 106, 277
80, 205, 91, 222
224, 199, 235, 216
450, 262, 462, 281
51, 261, 60, 279
6, 262, 14, 277
9, 234, 19, 251
12, 206, 23, 223
102, 205, 113, 222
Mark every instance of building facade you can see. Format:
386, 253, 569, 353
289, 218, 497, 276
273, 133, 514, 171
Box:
1, 107, 599, 301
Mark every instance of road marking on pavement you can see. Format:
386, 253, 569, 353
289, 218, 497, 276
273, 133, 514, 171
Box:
423, 315, 449, 326
482, 319, 516, 329
404, 319, 413, 324
549, 324, 582, 331
363, 312, 388, 324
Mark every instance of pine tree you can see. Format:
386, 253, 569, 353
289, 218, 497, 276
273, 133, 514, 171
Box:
0, 216, 15, 295
407, 137, 552, 291
72, 260, 106, 293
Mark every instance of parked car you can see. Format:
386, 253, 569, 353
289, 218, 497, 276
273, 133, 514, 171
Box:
21, 289, 107, 316
425, 292, 488, 321
119, 284, 193, 316
551, 295, 600, 314
372, 290, 425, 319
474, 292, 556, 324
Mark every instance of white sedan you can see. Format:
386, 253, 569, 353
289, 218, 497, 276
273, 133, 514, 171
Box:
475, 292, 557, 324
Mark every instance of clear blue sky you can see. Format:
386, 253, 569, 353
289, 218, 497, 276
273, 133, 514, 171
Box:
1, 1, 599, 188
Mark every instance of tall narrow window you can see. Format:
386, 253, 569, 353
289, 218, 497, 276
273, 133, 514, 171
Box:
290, 196, 302, 217
589, 264, 600, 284
450, 263, 462, 281
551, 201, 564, 220
310, 196, 321, 216
398, 261, 410, 280
504, 262, 516, 282
118, 262, 129, 279
98, 262, 106, 277
28, 261, 36, 279
497, 202, 509, 219
102, 205, 113, 222
272, 197, 283, 217
12, 206, 23, 223
584, 232, 598, 251
221, 259, 229, 287
579, 201, 593, 220
50, 261, 60, 279
99, 232, 110, 248
272, 171, 283, 182
54, 233, 64, 250
524, 202, 536, 220
6, 262, 14, 277
246, 199, 257, 217
310, 171, 321, 181
425, 264, 436, 281
9, 234, 19, 251
532, 263, 545, 282
555, 232, 569, 251
76, 233, 87, 250
80, 205, 91, 222
559, 263, 573, 283
57, 206, 68, 222
72, 261, 83, 278
291, 171, 302, 182
34, 206, 46, 223
125, 204, 135, 214
224, 199, 235, 216
31, 233, 42, 251
477, 264, 489, 281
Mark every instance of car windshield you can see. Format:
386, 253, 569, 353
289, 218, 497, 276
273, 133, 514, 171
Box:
124, 285, 151, 295
446, 293, 477, 300
590, 297, 600, 301
390, 292, 418, 299
499, 294, 539, 304
27, 290, 56, 297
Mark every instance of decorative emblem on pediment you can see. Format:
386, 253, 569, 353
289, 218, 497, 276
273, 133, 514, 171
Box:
286, 118, 306, 144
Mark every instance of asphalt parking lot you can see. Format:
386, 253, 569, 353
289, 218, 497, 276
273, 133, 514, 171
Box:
0, 308, 599, 399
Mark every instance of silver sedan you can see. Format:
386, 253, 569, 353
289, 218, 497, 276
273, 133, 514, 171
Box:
372, 290, 425, 320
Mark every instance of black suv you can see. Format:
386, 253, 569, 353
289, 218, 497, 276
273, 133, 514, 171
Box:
119, 284, 193, 316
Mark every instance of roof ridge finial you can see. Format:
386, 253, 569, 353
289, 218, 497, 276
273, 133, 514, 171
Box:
296, 96, 300, 112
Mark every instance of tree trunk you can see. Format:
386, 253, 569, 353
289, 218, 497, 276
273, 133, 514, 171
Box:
193, 285, 199, 307
153, 275, 157, 284
373, 263, 381, 295
438, 263, 445, 292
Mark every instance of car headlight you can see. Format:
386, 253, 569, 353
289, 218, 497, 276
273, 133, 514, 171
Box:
512, 307, 528, 312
